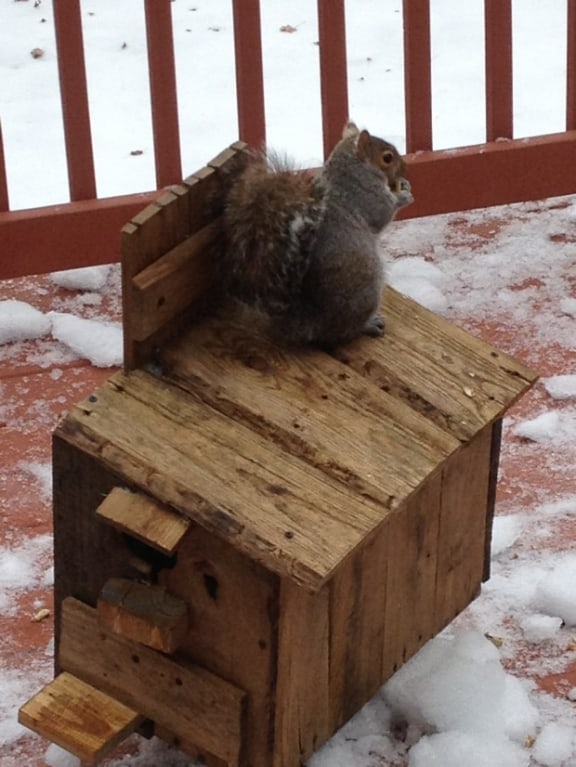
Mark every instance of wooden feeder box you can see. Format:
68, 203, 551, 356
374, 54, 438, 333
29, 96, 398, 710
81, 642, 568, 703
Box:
20, 144, 537, 766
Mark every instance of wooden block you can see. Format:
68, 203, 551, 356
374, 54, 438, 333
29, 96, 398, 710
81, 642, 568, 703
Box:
130, 219, 221, 341
59, 598, 246, 766
96, 486, 190, 555
18, 672, 143, 765
97, 577, 189, 654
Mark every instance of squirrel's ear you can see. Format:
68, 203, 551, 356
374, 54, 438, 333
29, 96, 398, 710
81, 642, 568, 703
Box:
356, 129, 372, 158
342, 121, 359, 140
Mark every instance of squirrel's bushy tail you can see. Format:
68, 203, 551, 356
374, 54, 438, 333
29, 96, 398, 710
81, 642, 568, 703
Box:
222, 151, 324, 316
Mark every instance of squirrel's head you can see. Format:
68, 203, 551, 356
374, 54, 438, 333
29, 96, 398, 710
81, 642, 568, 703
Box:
341, 122, 407, 193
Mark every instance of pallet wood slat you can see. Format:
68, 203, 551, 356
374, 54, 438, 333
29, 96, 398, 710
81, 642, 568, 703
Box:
60, 598, 246, 766
58, 370, 390, 592
97, 577, 189, 653
273, 580, 331, 767
19, 672, 143, 765
336, 286, 537, 441
96, 486, 190, 555
130, 220, 221, 341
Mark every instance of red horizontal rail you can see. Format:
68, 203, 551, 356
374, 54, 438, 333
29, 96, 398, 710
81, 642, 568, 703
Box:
403, 0, 432, 152
231, 0, 266, 149
52, 0, 96, 201
567, 0, 576, 129
317, 0, 349, 158
3, 132, 576, 280
485, 0, 513, 141
0, 191, 159, 280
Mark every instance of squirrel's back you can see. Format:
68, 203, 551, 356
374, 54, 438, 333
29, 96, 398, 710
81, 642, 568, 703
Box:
221, 124, 412, 346
223, 153, 323, 316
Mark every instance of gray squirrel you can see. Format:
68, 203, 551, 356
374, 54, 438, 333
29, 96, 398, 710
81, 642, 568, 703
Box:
222, 122, 413, 347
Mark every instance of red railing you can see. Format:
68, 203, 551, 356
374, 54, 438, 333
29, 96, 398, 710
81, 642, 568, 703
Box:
1, 0, 576, 279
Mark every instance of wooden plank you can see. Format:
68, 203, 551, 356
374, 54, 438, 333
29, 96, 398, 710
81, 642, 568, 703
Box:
4, 134, 576, 280
57, 370, 392, 592
485, 0, 513, 141
403, 0, 432, 152
231, 0, 266, 148
130, 220, 221, 341
434, 424, 493, 627
160, 524, 279, 767
19, 672, 143, 765
0, 119, 9, 212
400, 130, 576, 219
59, 598, 246, 766
335, 286, 537, 442
317, 0, 349, 158
144, 0, 182, 188
96, 486, 190, 555
53, 0, 96, 200
273, 580, 331, 767
161, 316, 459, 511
329, 522, 389, 729
97, 578, 189, 654
383, 474, 442, 674
568, 0, 576, 130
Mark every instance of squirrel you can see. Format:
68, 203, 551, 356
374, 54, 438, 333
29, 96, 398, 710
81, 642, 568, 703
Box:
221, 121, 413, 347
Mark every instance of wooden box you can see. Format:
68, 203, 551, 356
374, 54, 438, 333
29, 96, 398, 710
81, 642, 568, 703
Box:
20, 145, 537, 766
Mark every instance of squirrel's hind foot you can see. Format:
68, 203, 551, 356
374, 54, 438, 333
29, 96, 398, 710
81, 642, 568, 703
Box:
362, 313, 386, 337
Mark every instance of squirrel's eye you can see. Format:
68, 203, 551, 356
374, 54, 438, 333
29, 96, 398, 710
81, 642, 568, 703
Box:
382, 151, 394, 165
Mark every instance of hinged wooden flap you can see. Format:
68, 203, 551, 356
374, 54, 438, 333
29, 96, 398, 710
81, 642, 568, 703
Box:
97, 486, 190, 555
18, 672, 143, 765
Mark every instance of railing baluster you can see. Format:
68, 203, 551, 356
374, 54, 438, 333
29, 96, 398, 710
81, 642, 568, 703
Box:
144, 0, 182, 189
231, 0, 266, 149
567, 0, 576, 130
52, 0, 96, 201
0, 120, 9, 212
317, 0, 349, 159
403, 0, 433, 152
484, 0, 513, 141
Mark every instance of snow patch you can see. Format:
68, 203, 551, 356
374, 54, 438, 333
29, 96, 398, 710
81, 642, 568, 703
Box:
49, 312, 123, 368
50, 265, 112, 292
0, 300, 51, 344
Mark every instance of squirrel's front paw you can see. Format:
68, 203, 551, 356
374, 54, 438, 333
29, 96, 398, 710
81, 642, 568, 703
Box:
395, 178, 414, 208
363, 314, 386, 337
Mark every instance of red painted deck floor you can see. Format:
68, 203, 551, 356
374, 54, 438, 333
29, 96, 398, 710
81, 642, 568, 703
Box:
1, 197, 575, 766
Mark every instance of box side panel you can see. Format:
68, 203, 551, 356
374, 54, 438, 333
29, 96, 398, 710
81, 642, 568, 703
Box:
160, 526, 279, 767
273, 580, 331, 767
434, 423, 493, 627
52, 433, 141, 646
329, 472, 442, 730
326, 423, 495, 733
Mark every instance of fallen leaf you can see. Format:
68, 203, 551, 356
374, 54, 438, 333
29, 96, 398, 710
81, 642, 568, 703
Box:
280, 24, 298, 33
30, 47, 44, 59
130, 149, 144, 156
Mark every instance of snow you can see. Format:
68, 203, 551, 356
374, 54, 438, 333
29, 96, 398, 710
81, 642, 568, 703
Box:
532, 723, 575, 767
50, 266, 112, 292
0, 300, 51, 344
543, 375, 576, 401
48, 312, 123, 368
1, 2, 576, 767
534, 555, 576, 626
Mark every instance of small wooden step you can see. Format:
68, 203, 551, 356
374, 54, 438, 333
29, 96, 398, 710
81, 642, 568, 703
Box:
96, 486, 190, 555
18, 671, 144, 765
